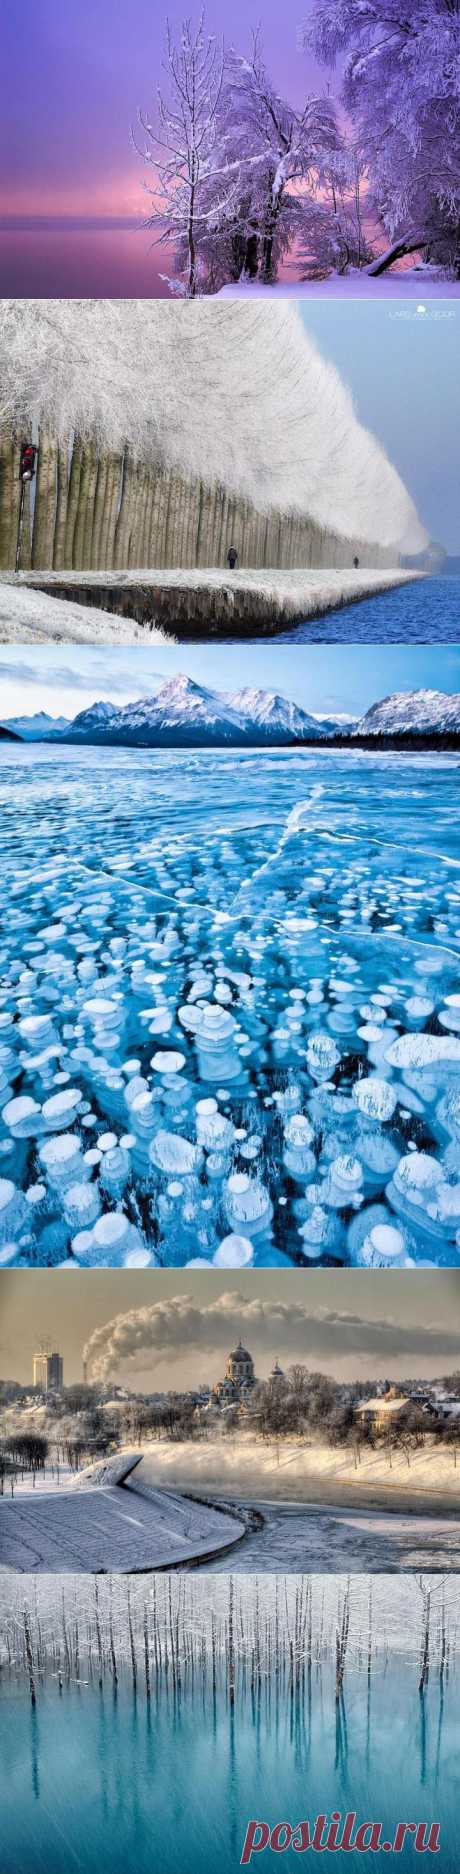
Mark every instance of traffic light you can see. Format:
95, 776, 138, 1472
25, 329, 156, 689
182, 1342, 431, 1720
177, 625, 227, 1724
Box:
19, 443, 37, 482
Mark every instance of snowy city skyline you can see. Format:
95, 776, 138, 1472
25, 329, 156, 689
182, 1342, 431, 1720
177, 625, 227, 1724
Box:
1, 643, 459, 722
2, 1271, 460, 1387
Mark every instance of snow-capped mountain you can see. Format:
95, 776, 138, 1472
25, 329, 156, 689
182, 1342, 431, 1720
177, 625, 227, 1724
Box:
6, 683, 460, 752
313, 713, 357, 736
1, 710, 71, 740
228, 687, 323, 740
358, 690, 460, 737
62, 675, 326, 747
66, 700, 121, 737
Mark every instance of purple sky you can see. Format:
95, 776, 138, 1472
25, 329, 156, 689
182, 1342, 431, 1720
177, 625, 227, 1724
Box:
1, 1, 320, 220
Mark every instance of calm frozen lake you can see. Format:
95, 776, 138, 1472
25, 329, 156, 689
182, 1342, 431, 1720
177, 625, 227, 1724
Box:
1, 745, 459, 1269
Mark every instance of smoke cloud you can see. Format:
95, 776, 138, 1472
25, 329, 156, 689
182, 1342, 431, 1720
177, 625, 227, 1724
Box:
83, 1291, 460, 1384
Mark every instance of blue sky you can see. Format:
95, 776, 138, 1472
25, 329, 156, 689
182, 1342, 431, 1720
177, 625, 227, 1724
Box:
0, 644, 459, 722
301, 305, 460, 553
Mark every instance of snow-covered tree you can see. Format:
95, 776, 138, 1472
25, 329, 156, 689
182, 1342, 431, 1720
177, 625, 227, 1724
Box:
305, 0, 460, 274
217, 36, 338, 283
0, 300, 427, 555
134, 13, 227, 297
297, 142, 374, 276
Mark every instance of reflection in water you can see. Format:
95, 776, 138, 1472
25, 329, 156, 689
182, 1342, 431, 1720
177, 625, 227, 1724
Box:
0, 1576, 458, 1873
0, 223, 172, 298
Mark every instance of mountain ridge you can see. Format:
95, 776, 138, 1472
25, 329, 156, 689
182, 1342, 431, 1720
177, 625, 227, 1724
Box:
2, 679, 459, 748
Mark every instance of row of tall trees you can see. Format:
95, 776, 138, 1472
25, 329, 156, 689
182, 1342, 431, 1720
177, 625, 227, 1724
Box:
135, 2, 460, 293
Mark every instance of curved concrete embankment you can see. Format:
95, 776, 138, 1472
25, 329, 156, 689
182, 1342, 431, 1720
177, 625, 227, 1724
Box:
1, 566, 421, 639
0, 1457, 246, 1573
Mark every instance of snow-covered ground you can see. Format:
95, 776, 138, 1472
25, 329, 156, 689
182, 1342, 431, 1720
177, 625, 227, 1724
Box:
0, 581, 172, 645
136, 1434, 460, 1510
0, 1462, 245, 1573
219, 275, 460, 300
2, 1436, 458, 1573
0, 567, 420, 641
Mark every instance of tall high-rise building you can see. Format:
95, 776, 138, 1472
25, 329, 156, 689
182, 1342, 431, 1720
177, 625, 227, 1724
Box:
33, 1350, 64, 1392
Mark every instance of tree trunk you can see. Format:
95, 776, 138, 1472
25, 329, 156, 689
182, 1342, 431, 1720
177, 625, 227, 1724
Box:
64, 438, 83, 567
367, 233, 426, 276
32, 429, 57, 568
0, 425, 17, 568
99, 452, 123, 569
90, 453, 109, 569
53, 438, 70, 569
80, 441, 99, 567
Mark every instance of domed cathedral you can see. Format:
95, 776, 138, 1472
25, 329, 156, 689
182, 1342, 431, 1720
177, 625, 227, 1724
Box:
212, 1341, 256, 1406
225, 1342, 255, 1388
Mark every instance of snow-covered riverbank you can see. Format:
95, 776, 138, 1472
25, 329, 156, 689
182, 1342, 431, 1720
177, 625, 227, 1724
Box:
0, 581, 172, 644
136, 1435, 460, 1513
0, 567, 421, 641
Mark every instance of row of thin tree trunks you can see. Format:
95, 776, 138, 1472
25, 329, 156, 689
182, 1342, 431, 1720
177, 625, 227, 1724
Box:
0, 427, 396, 572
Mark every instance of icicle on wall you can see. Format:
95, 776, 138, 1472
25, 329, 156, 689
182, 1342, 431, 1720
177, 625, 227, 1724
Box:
0, 425, 400, 572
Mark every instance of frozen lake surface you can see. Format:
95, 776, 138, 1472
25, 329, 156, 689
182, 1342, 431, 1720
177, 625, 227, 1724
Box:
0, 745, 459, 1269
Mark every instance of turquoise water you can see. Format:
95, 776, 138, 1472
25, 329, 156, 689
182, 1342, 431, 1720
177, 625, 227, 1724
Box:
0, 1669, 457, 1874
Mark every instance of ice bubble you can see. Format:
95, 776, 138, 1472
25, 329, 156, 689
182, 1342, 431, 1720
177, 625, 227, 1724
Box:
225, 1171, 273, 1236
93, 1212, 129, 1250
439, 1008, 460, 1033
360, 1223, 406, 1268
39, 1132, 83, 1187
149, 1130, 202, 1176
353, 1076, 397, 1123
63, 1182, 101, 1229
26, 1183, 46, 1206
97, 1132, 118, 1151
18, 1014, 57, 1048
100, 1147, 131, 1195
331, 1154, 363, 1192
394, 1151, 443, 1193
5, 1092, 42, 1136
404, 996, 434, 1023
194, 1004, 241, 1082
0, 1177, 29, 1242
386, 1034, 460, 1070
0, 1241, 19, 1266
124, 1247, 152, 1268
213, 1233, 254, 1267
298, 1206, 331, 1258
307, 1033, 340, 1083
437, 1089, 460, 1139
148, 1009, 173, 1034
42, 1088, 82, 1131
151, 1050, 186, 1075
283, 1113, 316, 1179
387, 1150, 450, 1239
